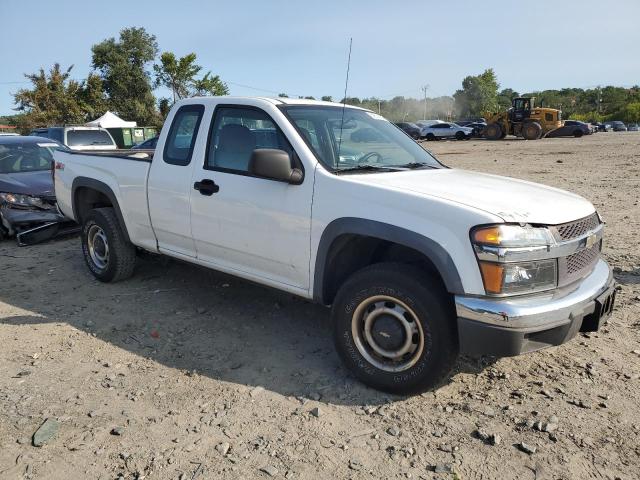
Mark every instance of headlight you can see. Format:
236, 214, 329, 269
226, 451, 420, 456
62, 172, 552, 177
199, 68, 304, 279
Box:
478, 259, 557, 295
0, 192, 46, 208
472, 224, 557, 295
473, 224, 554, 247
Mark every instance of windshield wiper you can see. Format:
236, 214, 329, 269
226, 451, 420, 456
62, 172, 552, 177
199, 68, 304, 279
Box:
397, 162, 437, 169
335, 164, 406, 174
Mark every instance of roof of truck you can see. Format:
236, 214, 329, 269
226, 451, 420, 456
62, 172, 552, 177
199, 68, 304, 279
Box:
186, 96, 368, 110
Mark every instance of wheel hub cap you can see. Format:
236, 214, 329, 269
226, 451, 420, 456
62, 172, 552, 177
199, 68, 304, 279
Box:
351, 296, 425, 373
87, 224, 109, 270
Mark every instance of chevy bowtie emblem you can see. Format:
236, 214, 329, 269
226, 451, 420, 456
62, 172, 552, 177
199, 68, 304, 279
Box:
585, 233, 597, 249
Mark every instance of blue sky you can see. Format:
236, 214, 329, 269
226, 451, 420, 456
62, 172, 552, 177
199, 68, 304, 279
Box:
1, 0, 639, 116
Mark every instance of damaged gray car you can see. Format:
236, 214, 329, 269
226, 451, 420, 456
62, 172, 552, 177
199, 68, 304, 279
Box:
0, 136, 77, 245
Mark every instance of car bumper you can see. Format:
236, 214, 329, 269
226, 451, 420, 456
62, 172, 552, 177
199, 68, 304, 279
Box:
455, 259, 615, 357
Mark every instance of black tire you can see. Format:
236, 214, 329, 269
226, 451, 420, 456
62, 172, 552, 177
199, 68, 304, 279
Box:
426, 133, 435, 141
81, 207, 136, 282
331, 263, 458, 394
573, 129, 583, 138
484, 123, 503, 140
455, 131, 465, 140
522, 122, 542, 140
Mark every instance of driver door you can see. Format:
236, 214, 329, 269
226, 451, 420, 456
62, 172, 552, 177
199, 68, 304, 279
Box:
189, 104, 314, 291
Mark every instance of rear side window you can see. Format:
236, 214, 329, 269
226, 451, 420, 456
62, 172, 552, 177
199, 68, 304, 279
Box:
164, 104, 205, 166
67, 129, 113, 147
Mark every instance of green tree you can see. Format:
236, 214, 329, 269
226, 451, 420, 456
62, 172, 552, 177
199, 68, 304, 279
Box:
453, 68, 500, 117
154, 52, 201, 101
91, 27, 159, 125
321, 95, 333, 102
77, 73, 109, 120
497, 88, 520, 110
158, 98, 172, 119
13, 63, 86, 129
278, 93, 289, 98
192, 72, 229, 97
153, 52, 228, 100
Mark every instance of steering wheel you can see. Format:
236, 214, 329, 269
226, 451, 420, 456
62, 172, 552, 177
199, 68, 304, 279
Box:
358, 152, 383, 164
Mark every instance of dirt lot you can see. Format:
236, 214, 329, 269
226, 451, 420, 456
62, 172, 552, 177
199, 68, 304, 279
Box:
1, 133, 639, 480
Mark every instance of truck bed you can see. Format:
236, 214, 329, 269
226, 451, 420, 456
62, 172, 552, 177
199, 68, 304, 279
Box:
53, 148, 157, 251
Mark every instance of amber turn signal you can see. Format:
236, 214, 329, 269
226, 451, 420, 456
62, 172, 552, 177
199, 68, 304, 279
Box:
473, 226, 502, 245
478, 262, 504, 294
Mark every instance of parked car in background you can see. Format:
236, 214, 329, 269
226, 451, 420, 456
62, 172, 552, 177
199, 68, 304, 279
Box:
394, 122, 421, 139
29, 126, 117, 150
626, 123, 639, 131
131, 136, 159, 150
466, 122, 487, 137
609, 121, 627, 132
546, 120, 591, 138
0, 136, 76, 243
415, 120, 445, 137
422, 122, 473, 141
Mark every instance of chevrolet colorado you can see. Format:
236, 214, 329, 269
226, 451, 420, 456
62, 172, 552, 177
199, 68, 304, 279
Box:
53, 97, 616, 393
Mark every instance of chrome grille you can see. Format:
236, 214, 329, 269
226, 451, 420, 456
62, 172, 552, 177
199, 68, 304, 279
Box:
558, 241, 601, 286
554, 213, 600, 241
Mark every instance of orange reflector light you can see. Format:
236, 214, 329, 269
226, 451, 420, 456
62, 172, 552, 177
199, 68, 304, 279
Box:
479, 262, 504, 294
473, 227, 502, 245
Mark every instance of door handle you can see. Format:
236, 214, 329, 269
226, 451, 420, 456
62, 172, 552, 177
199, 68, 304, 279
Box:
194, 179, 220, 196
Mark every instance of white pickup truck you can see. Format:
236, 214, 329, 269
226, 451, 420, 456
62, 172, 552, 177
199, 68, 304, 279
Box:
53, 97, 616, 394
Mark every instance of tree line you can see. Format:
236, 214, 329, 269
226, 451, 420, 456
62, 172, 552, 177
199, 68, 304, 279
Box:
3, 27, 228, 130
2, 31, 639, 130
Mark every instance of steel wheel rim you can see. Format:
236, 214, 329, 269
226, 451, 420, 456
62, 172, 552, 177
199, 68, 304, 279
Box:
351, 295, 425, 372
87, 224, 109, 270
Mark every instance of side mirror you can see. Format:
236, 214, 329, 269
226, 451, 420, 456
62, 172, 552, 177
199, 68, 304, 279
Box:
249, 149, 303, 184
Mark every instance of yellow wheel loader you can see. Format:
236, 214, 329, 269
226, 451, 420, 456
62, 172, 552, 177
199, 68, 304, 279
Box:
483, 97, 562, 140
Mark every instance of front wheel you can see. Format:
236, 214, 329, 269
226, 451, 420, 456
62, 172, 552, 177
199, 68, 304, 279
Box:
574, 129, 584, 138
455, 131, 465, 140
81, 207, 136, 282
331, 263, 458, 394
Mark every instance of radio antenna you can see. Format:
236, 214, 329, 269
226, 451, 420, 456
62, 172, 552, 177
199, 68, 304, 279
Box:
337, 37, 353, 164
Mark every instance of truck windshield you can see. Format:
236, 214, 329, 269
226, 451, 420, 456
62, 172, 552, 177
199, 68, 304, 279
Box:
280, 105, 442, 172
67, 130, 114, 147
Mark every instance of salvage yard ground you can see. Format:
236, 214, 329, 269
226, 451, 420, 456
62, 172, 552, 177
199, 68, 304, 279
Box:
1, 133, 639, 480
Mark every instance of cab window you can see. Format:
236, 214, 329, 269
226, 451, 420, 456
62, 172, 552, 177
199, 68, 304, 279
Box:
206, 106, 293, 173
163, 104, 205, 166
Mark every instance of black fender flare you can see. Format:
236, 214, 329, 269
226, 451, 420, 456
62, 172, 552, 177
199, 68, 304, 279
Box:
313, 217, 464, 303
71, 177, 131, 243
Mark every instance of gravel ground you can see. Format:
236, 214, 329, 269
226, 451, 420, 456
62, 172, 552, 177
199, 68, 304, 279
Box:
1, 132, 639, 480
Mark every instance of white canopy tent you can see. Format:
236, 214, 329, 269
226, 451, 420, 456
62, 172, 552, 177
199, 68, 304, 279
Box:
86, 111, 137, 128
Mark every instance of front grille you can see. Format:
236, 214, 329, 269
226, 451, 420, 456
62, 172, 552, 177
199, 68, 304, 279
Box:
558, 241, 601, 286
554, 213, 600, 241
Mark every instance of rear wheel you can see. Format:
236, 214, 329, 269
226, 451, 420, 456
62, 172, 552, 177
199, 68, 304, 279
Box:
522, 122, 543, 140
484, 123, 503, 140
331, 263, 458, 394
81, 207, 136, 282
426, 133, 435, 141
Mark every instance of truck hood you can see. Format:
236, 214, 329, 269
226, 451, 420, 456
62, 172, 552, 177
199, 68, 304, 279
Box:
0, 170, 54, 197
355, 168, 595, 225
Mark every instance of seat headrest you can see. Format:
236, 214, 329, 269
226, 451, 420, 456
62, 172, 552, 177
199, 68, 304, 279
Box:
218, 124, 255, 152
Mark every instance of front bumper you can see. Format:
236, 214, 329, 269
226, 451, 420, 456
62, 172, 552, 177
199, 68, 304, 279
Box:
455, 259, 615, 357
1, 205, 78, 245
